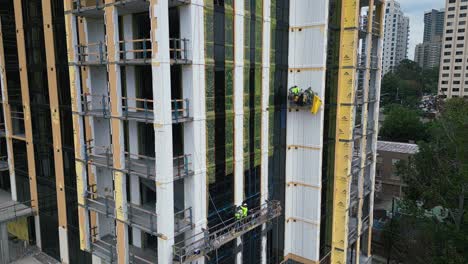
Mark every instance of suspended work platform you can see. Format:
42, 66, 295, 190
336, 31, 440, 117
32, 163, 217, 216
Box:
172, 200, 281, 264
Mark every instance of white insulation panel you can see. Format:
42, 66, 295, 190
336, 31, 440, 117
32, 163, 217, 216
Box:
285, 0, 329, 262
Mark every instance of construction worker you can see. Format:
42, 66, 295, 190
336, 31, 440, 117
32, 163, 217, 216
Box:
289, 86, 301, 104
235, 206, 243, 220
240, 203, 248, 218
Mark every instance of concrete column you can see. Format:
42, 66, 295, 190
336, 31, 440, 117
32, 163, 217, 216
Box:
233, 0, 245, 263
151, 1, 175, 263
180, 2, 207, 263
0, 223, 9, 264
260, 1, 271, 263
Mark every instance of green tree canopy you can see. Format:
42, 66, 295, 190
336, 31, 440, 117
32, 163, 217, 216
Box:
383, 99, 468, 264
379, 104, 428, 142
380, 60, 439, 109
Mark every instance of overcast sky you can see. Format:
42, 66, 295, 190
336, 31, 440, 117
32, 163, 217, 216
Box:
398, 0, 445, 60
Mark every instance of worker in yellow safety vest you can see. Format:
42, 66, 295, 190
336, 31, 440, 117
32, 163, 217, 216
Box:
235, 203, 249, 220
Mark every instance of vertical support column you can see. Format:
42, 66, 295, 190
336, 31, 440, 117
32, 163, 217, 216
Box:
122, 13, 143, 248
181, 2, 207, 263
330, 0, 359, 263
233, 0, 245, 263
63, 0, 91, 252
41, 1, 70, 262
13, 0, 41, 249
284, 0, 329, 262
151, 1, 175, 263
0, 20, 18, 202
103, 2, 129, 264
366, 1, 385, 257
260, 1, 271, 263
355, 2, 374, 263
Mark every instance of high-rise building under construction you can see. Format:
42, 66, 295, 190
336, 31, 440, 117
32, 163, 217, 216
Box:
0, 0, 384, 264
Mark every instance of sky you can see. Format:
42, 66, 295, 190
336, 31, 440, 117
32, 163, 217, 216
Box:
398, 0, 445, 60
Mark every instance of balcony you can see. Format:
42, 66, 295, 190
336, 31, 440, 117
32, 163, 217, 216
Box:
70, 0, 154, 17
90, 234, 158, 264
83, 145, 194, 181
73, 37, 190, 66
80, 94, 192, 123
70, 0, 105, 18
0, 156, 8, 172
86, 189, 193, 236
76, 42, 108, 66
357, 55, 366, 69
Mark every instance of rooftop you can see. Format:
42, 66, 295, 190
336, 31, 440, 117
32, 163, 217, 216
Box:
377, 140, 419, 154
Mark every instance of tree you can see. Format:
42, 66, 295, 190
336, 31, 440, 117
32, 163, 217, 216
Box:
383, 99, 468, 263
380, 60, 439, 109
379, 105, 427, 142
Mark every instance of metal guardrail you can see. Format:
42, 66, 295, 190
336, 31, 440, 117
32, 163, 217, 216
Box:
81, 93, 111, 117
81, 94, 191, 123
76, 42, 108, 65
0, 199, 35, 223
83, 143, 193, 181
118, 38, 151, 63
172, 99, 190, 122
170, 38, 190, 64
173, 200, 281, 264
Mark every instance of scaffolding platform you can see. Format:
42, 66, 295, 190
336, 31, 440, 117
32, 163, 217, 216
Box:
172, 200, 281, 264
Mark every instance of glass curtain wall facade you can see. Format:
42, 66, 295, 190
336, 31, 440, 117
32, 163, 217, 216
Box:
267, 0, 289, 263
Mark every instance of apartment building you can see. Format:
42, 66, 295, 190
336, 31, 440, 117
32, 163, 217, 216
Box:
382, 0, 410, 75
0, 0, 385, 264
414, 9, 445, 69
438, 0, 468, 99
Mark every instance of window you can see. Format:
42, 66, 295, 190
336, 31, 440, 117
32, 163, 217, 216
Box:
457, 44, 464, 47
441, 88, 448, 91
445, 44, 452, 48
453, 88, 460, 91
448, 22, 453, 26
456, 51, 463, 55
443, 73, 450, 77
456, 58, 463, 62
445, 52, 452, 56
447, 29, 454, 34
444, 66, 450, 70
446, 37, 453, 41
460, 21, 466, 25
454, 81, 461, 84
449, 7, 455, 11
442, 81, 448, 84
461, 13, 467, 18
455, 66, 461, 70
461, 6, 468, 10
391, 159, 400, 178
448, 14, 455, 18
457, 36, 465, 40
455, 73, 461, 77
443, 59, 451, 63
459, 29, 466, 33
